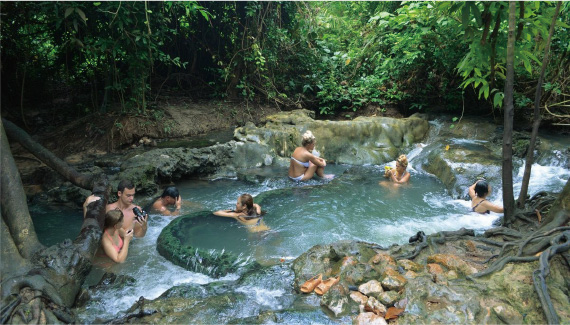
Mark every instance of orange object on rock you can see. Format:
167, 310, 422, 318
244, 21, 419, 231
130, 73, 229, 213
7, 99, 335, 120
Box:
300, 274, 322, 293
315, 276, 340, 295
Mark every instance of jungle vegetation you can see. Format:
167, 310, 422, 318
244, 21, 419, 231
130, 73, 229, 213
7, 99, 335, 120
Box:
1, 2, 569, 323
1, 1, 568, 121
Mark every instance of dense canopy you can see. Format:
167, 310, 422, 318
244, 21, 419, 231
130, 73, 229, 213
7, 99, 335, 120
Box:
1, 1, 568, 122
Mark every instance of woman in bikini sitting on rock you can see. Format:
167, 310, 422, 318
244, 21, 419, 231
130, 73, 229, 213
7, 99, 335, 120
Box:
288, 130, 332, 181
469, 180, 504, 214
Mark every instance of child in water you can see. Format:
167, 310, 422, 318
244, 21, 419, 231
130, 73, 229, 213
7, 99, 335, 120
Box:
213, 194, 269, 232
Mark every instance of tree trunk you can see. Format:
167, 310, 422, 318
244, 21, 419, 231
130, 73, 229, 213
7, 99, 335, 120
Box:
1, 120, 109, 323
2, 118, 93, 190
516, 2, 525, 41
540, 178, 570, 227
502, 2, 517, 224
517, 2, 562, 208
1, 120, 43, 260
489, 6, 503, 91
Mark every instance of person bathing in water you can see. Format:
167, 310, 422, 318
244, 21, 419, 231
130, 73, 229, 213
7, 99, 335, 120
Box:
469, 180, 504, 214
383, 154, 411, 184
151, 186, 182, 216
288, 130, 332, 181
101, 209, 133, 263
213, 194, 269, 232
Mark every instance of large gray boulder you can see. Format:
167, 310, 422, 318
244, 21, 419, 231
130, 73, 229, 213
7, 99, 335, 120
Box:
235, 110, 430, 165
116, 141, 274, 195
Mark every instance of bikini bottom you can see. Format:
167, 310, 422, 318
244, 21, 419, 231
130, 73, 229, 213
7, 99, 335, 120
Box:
289, 174, 304, 181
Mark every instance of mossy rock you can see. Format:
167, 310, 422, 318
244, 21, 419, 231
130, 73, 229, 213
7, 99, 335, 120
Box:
157, 211, 260, 278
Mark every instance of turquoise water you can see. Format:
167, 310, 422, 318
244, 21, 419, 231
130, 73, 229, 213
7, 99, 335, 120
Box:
29, 204, 84, 247
176, 166, 481, 263
29, 159, 569, 323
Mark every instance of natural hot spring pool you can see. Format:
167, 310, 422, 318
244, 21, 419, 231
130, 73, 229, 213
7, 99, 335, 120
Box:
170, 165, 497, 267
29, 160, 569, 323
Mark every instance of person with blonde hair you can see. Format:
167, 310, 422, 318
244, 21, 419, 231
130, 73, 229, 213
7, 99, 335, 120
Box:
213, 194, 269, 232
288, 130, 331, 181
384, 154, 411, 184
101, 209, 134, 263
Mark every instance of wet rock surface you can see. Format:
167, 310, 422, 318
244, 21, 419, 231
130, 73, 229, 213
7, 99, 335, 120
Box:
16, 110, 568, 323
289, 234, 570, 324
24, 111, 568, 209
156, 211, 261, 277
235, 109, 430, 165
115, 224, 569, 324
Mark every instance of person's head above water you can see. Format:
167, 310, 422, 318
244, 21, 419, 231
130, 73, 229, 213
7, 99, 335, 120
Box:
396, 155, 408, 169
161, 186, 179, 200
474, 180, 490, 198
237, 193, 256, 216
301, 130, 316, 147
104, 209, 124, 229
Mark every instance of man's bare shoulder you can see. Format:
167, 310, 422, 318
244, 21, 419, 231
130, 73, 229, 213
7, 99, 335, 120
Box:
106, 202, 118, 211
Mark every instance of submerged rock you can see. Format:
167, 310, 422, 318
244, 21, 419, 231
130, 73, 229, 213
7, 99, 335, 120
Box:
156, 211, 261, 278
353, 312, 388, 325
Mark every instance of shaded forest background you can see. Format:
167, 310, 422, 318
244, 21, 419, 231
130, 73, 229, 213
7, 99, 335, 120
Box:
1, 3, 569, 324
2, 1, 569, 134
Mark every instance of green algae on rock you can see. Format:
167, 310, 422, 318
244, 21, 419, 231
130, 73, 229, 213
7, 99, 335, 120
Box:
157, 211, 260, 278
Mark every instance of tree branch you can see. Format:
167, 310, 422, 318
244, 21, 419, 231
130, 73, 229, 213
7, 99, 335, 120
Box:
2, 118, 93, 190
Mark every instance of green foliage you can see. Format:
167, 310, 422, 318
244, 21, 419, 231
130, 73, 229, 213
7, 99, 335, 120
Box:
1, 1, 208, 115
1, 1, 567, 121
451, 1, 566, 109
292, 1, 469, 115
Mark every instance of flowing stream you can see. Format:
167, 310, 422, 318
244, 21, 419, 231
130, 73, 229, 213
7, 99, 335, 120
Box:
29, 127, 569, 324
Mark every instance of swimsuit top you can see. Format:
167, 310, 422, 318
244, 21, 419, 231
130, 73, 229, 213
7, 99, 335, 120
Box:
235, 210, 263, 226
291, 156, 310, 168
472, 199, 490, 214
396, 170, 407, 181
105, 230, 124, 252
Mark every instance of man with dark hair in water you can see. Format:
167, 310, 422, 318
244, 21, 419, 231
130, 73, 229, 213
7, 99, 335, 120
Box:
106, 179, 148, 237
151, 186, 182, 216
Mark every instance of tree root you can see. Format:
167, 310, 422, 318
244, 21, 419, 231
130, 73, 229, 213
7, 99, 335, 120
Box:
469, 237, 505, 247
532, 231, 570, 325
395, 232, 428, 260
469, 255, 539, 279
394, 228, 474, 260
0, 296, 21, 324
513, 211, 539, 225
517, 226, 570, 257
483, 227, 522, 238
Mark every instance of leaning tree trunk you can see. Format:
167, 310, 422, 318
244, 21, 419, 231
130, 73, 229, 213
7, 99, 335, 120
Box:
2, 118, 93, 190
1, 119, 109, 324
502, 1, 517, 224
517, 1, 562, 208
